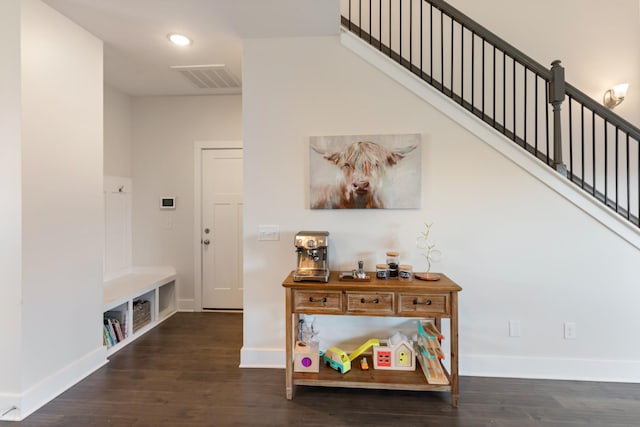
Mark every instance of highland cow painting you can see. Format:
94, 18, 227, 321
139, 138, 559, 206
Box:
310, 134, 421, 209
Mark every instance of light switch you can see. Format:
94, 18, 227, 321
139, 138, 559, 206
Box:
258, 225, 280, 241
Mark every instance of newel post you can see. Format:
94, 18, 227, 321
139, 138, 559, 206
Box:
549, 60, 568, 176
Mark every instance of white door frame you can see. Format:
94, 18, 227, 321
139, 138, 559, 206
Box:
193, 140, 243, 312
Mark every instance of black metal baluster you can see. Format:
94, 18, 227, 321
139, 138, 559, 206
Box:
409, 0, 412, 70
615, 127, 619, 212
592, 111, 596, 196
430, 3, 433, 83
389, 0, 392, 58
379, 0, 382, 51
358, 0, 361, 37
399, 0, 402, 64
481, 38, 485, 119
533, 75, 540, 158
604, 119, 608, 205
502, 56, 506, 128
440, 10, 444, 91
523, 66, 527, 148
512, 58, 516, 142
460, 23, 464, 105
544, 82, 550, 165
471, 31, 475, 111
568, 96, 573, 180
420, 0, 423, 76
581, 105, 585, 189
450, 14, 454, 97
367, 0, 371, 44
492, 46, 496, 126
626, 133, 630, 220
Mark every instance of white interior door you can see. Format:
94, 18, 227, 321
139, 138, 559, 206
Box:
201, 148, 243, 309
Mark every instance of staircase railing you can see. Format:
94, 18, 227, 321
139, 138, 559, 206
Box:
341, 0, 640, 228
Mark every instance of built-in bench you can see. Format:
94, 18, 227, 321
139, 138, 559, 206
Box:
102, 266, 177, 355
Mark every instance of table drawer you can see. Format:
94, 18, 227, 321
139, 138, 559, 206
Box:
345, 291, 394, 315
293, 290, 342, 313
398, 293, 449, 315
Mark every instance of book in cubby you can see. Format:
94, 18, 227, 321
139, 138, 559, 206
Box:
103, 309, 127, 347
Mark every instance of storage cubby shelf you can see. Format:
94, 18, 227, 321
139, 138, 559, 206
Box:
103, 266, 177, 356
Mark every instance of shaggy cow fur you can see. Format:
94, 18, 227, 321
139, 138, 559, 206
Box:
311, 140, 417, 209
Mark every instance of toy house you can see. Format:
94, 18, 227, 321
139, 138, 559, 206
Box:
372, 333, 416, 371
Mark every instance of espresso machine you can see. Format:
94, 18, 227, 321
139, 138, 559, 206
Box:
293, 231, 330, 282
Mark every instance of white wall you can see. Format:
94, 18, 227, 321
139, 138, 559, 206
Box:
103, 176, 132, 280
104, 85, 132, 177
447, 0, 640, 124
131, 95, 242, 309
0, 0, 23, 403
17, 0, 104, 418
103, 86, 133, 280
241, 35, 640, 381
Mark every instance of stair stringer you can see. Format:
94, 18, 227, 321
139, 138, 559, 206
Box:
341, 29, 640, 251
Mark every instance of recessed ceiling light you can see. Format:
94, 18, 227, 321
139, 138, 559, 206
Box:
167, 33, 192, 47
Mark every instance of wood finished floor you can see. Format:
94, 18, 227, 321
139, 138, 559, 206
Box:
4, 312, 640, 426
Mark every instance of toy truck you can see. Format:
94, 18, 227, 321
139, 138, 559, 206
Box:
322, 347, 351, 374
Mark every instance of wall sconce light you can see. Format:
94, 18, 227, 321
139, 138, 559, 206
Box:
603, 83, 629, 109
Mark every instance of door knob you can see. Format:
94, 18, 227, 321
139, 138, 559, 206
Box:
203, 239, 210, 245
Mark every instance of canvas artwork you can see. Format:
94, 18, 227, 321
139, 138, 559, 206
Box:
309, 134, 422, 209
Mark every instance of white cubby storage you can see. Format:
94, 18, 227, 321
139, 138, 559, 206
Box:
103, 266, 177, 356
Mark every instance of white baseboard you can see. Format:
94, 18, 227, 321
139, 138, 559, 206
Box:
239, 345, 640, 383
177, 299, 195, 312
239, 347, 285, 369
0, 346, 107, 421
461, 354, 640, 383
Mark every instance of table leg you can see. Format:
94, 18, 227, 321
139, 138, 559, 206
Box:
450, 292, 459, 407
285, 289, 294, 400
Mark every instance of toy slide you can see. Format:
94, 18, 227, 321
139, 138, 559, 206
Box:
417, 352, 449, 385
418, 320, 444, 340
348, 338, 380, 361
416, 321, 448, 385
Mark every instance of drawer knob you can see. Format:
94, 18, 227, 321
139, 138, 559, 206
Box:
309, 296, 327, 303
360, 298, 379, 304
413, 298, 432, 305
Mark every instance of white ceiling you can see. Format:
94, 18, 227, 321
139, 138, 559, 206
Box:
43, 0, 340, 96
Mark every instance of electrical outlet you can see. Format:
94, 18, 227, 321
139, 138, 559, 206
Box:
509, 320, 521, 337
564, 322, 577, 340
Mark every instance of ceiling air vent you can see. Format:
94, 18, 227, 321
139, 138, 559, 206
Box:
170, 64, 241, 90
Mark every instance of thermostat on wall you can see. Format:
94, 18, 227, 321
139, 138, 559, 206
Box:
160, 197, 176, 209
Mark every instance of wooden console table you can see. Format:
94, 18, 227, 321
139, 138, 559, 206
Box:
282, 271, 462, 407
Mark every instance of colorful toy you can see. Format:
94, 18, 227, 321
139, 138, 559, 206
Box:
348, 338, 380, 361
416, 320, 448, 384
360, 357, 369, 370
322, 339, 381, 374
294, 341, 320, 373
372, 332, 416, 371
322, 347, 351, 374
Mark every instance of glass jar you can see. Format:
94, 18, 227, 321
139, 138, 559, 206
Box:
386, 251, 399, 278
376, 263, 388, 279
399, 264, 413, 282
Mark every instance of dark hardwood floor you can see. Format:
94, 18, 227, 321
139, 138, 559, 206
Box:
4, 312, 640, 426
